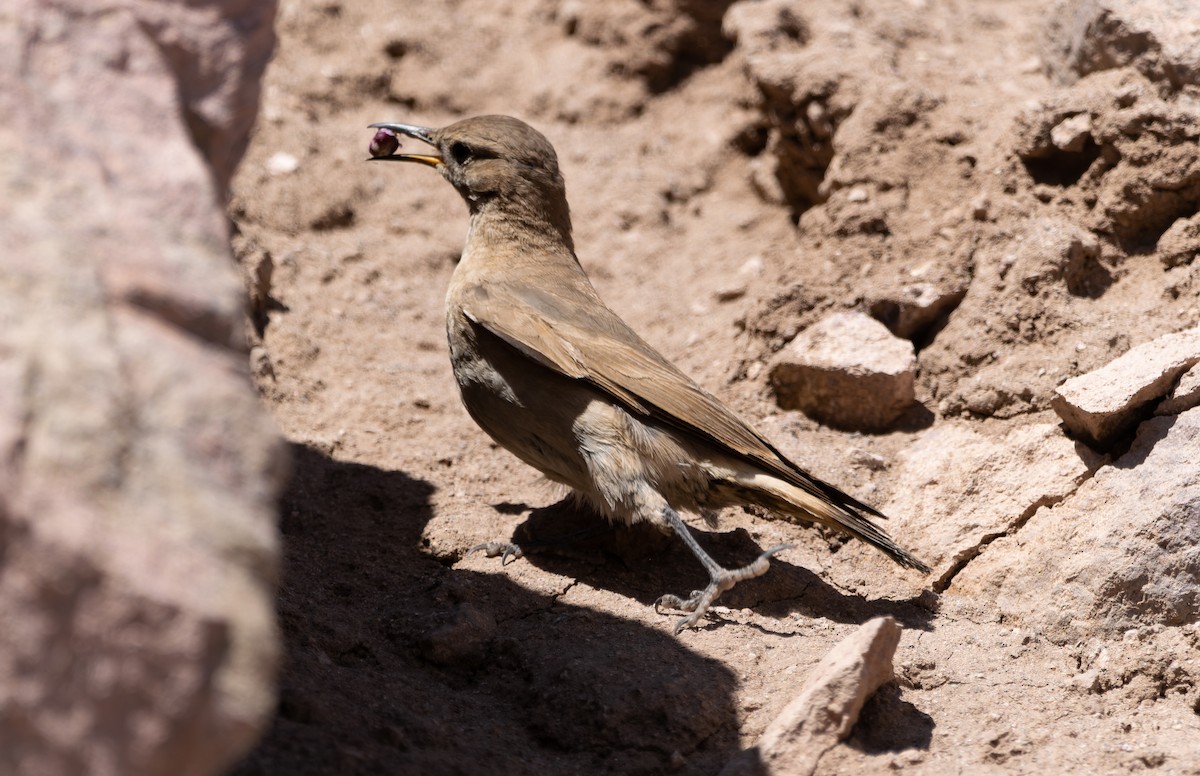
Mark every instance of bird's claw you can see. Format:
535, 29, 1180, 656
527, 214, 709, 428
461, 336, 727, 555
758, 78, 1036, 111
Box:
467, 541, 525, 564
654, 590, 705, 614
656, 543, 794, 634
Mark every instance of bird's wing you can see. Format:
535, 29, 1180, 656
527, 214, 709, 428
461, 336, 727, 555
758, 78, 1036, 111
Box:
459, 276, 885, 519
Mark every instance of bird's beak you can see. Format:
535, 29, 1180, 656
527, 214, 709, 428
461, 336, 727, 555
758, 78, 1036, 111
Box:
368, 122, 442, 167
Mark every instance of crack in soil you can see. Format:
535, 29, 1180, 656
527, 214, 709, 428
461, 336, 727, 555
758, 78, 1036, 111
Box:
552, 578, 579, 601
934, 467, 1100, 593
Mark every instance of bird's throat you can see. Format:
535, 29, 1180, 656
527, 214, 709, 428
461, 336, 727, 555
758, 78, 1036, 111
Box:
465, 199, 576, 258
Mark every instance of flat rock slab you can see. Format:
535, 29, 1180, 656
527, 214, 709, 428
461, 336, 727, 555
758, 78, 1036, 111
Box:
871, 421, 1097, 591
721, 617, 902, 776
769, 312, 916, 432
1051, 325, 1200, 445
954, 406, 1200, 642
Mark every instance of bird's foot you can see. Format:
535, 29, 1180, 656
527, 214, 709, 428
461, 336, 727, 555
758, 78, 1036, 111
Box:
467, 541, 525, 564
655, 543, 792, 634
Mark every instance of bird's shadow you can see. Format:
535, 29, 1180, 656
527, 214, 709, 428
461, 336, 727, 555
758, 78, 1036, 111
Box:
233, 444, 748, 776
510, 497, 938, 632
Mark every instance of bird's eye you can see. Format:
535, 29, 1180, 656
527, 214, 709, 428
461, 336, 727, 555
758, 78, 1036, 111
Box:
449, 142, 471, 165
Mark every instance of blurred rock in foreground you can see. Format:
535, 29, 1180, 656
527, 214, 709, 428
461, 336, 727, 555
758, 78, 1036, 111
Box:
0, 2, 283, 775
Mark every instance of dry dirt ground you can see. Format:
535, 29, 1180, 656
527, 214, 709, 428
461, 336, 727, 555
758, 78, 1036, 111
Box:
228, 0, 1200, 773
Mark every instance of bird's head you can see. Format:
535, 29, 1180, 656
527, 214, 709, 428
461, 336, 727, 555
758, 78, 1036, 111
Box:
369, 115, 567, 214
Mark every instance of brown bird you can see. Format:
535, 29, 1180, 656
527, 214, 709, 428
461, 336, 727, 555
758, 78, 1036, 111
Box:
369, 115, 929, 632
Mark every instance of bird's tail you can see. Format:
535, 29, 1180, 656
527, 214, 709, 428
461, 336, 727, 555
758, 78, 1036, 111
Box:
716, 469, 931, 573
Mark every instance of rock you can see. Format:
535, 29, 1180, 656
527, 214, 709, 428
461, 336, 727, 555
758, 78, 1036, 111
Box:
868, 282, 967, 340
1051, 326, 1200, 445
720, 617, 902, 776
1050, 112, 1093, 151
769, 312, 916, 431
1043, 0, 1200, 90
137, 0, 279, 195
1157, 211, 1200, 268
876, 421, 1097, 590
953, 407, 1200, 642
0, 3, 283, 776
1156, 363, 1200, 415
723, 0, 809, 51
714, 283, 749, 303
1009, 217, 1105, 298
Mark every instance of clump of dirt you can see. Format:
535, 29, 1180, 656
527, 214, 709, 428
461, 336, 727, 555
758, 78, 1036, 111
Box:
230, 0, 1200, 772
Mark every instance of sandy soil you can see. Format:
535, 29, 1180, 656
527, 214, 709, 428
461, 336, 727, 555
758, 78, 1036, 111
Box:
228, 0, 1200, 773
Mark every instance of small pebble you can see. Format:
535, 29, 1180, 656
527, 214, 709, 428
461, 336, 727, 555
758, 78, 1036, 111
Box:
266, 151, 299, 175
714, 284, 747, 302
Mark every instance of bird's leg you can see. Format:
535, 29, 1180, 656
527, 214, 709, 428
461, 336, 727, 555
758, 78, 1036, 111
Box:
655, 506, 791, 634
